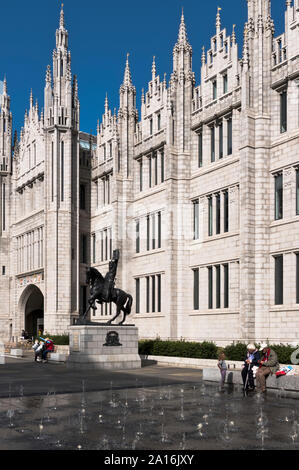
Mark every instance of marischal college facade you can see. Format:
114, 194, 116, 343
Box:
0, 0, 299, 346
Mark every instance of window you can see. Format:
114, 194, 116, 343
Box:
2, 266, 5, 276
107, 176, 110, 204
274, 255, 283, 305
193, 268, 199, 310
219, 122, 223, 159
104, 229, 108, 261
151, 276, 156, 312
227, 118, 232, 155
148, 156, 152, 188
152, 214, 156, 249
223, 74, 228, 94
154, 152, 158, 186
213, 80, 217, 100
146, 276, 150, 312
150, 118, 153, 135
208, 197, 213, 236
80, 286, 87, 315
198, 132, 203, 167
296, 169, 299, 216
275, 173, 283, 220
224, 264, 229, 308
160, 149, 165, 183
101, 232, 104, 262
216, 265, 221, 309
216, 194, 221, 235
297, 254, 299, 304
157, 274, 161, 313
80, 184, 86, 211
139, 159, 143, 192
157, 113, 161, 131
136, 220, 140, 254
147, 215, 150, 251
135, 278, 140, 314
92, 234, 96, 263
193, 199, 199, 240
109, 228, 112, 259
157, 212, 162, 249
211, 126, 215, 162
81, 234, 87, 264
208, 267, 213, 309
224, 190, 229, 233
280, 90, 287, 133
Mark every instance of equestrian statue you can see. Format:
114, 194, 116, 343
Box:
77, 249, 133, 325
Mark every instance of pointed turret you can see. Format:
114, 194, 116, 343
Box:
119, 53, 136, 110
105, 93, 109, 114
177, 9, 189, 45
118, 54, 137, 178
123, 53, 132, 87
173, 9, 193, 75
3, 76, 7, 95
216, 7, 221, 34
59, 2, 65, 30
152, 56, 156, 81
30, 89, 34, 109
0, 76, 12, 173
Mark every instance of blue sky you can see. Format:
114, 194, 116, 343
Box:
0, 0, 285, 136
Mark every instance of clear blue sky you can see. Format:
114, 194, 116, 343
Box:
0, 0, 285, 136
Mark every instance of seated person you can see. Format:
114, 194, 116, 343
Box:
241, 344, 260, 391
39, 336, 54, 362
32, 340, 44, 362
256, 343, 279, 393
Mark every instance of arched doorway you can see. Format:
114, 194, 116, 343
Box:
19, 285, 44, 338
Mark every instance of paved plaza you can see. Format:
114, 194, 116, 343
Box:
0, 355, 298, 450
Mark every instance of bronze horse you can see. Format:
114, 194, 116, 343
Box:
82, 267, 133, 325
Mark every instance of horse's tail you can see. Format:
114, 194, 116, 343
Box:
124, 294, 133, 315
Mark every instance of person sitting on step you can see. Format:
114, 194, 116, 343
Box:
39, 336, 54, 363
255, 343, 279, 394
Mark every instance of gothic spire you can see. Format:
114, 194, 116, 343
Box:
216, 6, 221, 33
105, 93, 109, 114
177, 9, 189, 45
123, 53, 132, 87
60, 3, 65, 30
30, 89, 33, 109
232, 24, 236, 45
152, 56, 156, 81
3, 75, 7, 95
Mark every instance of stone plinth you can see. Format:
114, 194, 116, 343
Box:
67, 325, 141, 370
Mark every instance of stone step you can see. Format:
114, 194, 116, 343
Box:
203, 368, 299, 391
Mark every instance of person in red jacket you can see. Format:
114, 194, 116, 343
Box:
39, 337, 54, 363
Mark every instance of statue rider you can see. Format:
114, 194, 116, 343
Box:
100, 249, 119, 303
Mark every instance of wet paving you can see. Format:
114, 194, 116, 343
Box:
0, 380, 298, 450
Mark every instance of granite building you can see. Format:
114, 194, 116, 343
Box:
0, 0, 299, 346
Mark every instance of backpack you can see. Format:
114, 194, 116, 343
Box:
47, 340, 54, 351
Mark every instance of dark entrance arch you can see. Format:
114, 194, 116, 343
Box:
20, 285, 44, 338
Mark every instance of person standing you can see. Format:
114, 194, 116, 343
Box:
256, 343, 279, 393
217, 352, 227, 390
241, 344, 260, 391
